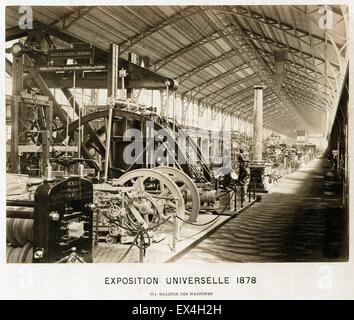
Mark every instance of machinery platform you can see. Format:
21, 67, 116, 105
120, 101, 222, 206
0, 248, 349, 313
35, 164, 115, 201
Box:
92, 198, 257, 263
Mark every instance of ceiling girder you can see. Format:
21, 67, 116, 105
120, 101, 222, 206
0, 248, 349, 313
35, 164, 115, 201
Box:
49, 6, 97, 30
199, 73, 259, 105
151, 22, 339, 76
116, 5, 344, 61
182, 64, 251, 96
152, 28, 245, 71
227, 93, 277, 114
220, 5, 343, 48
240, 28, 340, 70
177, 49, 236, 84
206, 9, 310, 131
119, 6, 207, 55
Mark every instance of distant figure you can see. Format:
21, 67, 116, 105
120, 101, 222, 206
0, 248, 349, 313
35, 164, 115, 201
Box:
328, 150, 338, 171
237, 149, 246, 166
332, 153, 338, 171
237, 149, 248, 185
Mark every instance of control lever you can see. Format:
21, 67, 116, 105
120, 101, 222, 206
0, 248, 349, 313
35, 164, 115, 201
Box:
26, 179, 42, 187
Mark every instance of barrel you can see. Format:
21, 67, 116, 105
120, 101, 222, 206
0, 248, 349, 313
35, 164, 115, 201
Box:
7, 244, 33, 263
6, 218, 34, 246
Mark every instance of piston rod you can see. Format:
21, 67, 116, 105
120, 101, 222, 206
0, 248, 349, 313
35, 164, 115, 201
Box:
6, 206, 34, 219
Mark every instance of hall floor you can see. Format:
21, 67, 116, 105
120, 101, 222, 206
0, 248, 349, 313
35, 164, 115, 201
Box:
174, 157, 348, 262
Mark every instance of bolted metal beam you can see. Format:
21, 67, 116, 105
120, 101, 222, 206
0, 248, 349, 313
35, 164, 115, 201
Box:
177, 49, 237, 84
119, 6, 206, 55
62, 7, 97, 30
201, 73, 260, 106
152, 28, 244, 71
182, 64, 251, 97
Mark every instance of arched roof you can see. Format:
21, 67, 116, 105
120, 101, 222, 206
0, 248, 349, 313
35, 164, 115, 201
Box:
6, 5, 348, 136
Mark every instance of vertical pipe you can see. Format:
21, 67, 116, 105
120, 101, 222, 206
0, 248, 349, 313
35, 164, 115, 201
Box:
81, 88, 84, 147
172, 212, 177, 253
121, 71, 126, 99
150, 90, 154, 168
104, 106, 113, 181
159, 90, 163, 116
72, 71, 77, 157
94, 210, 99, 246
252, 85, 264, 162
172, 91, 176, 168
10, 55, 23, 173
165, 81, 169, 119
75, 72, 81, 158
104, 44, 119, 181
127, 53, 135, 99
172, 91, 176, 132
42, 102, 53, 175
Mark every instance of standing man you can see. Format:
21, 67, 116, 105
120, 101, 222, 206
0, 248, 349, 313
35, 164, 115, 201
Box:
237, 149, 247, 184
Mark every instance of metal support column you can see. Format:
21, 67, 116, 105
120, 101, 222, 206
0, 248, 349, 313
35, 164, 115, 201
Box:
250, 84, 268, 193
41, 101, 53, 175
127, 52, 137, 99
104, 43, 119, 181
252, 85, 264, 161
10, 55, 24, 173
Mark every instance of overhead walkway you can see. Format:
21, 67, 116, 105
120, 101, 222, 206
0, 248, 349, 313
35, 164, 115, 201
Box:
174, 157, 348, 262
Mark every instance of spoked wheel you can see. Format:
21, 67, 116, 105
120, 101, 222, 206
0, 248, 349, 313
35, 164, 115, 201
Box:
154, 166, 200, 222
55, 109, 194, 178
105, 234, 117, 244
55, 110, 109, 157
108, 223, 121, 236
114, 169, 185, 237
56, 110, 147, 169
129, 197, 162, 230
117, 195, 163, 234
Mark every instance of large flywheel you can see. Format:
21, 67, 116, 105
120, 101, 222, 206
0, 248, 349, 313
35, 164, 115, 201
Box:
154, 166, 200, 222
113, 169, 186, 237
56, 108, 192, 178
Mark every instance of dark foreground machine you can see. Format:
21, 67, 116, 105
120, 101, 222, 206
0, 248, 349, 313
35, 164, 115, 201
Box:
6, 175, 94, 263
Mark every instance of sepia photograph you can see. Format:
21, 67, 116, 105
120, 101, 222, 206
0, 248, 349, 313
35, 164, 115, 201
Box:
4, 3, 349, 269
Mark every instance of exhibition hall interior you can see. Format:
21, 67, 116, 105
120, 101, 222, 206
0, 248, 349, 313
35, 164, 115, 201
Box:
5, 5, 349, 263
